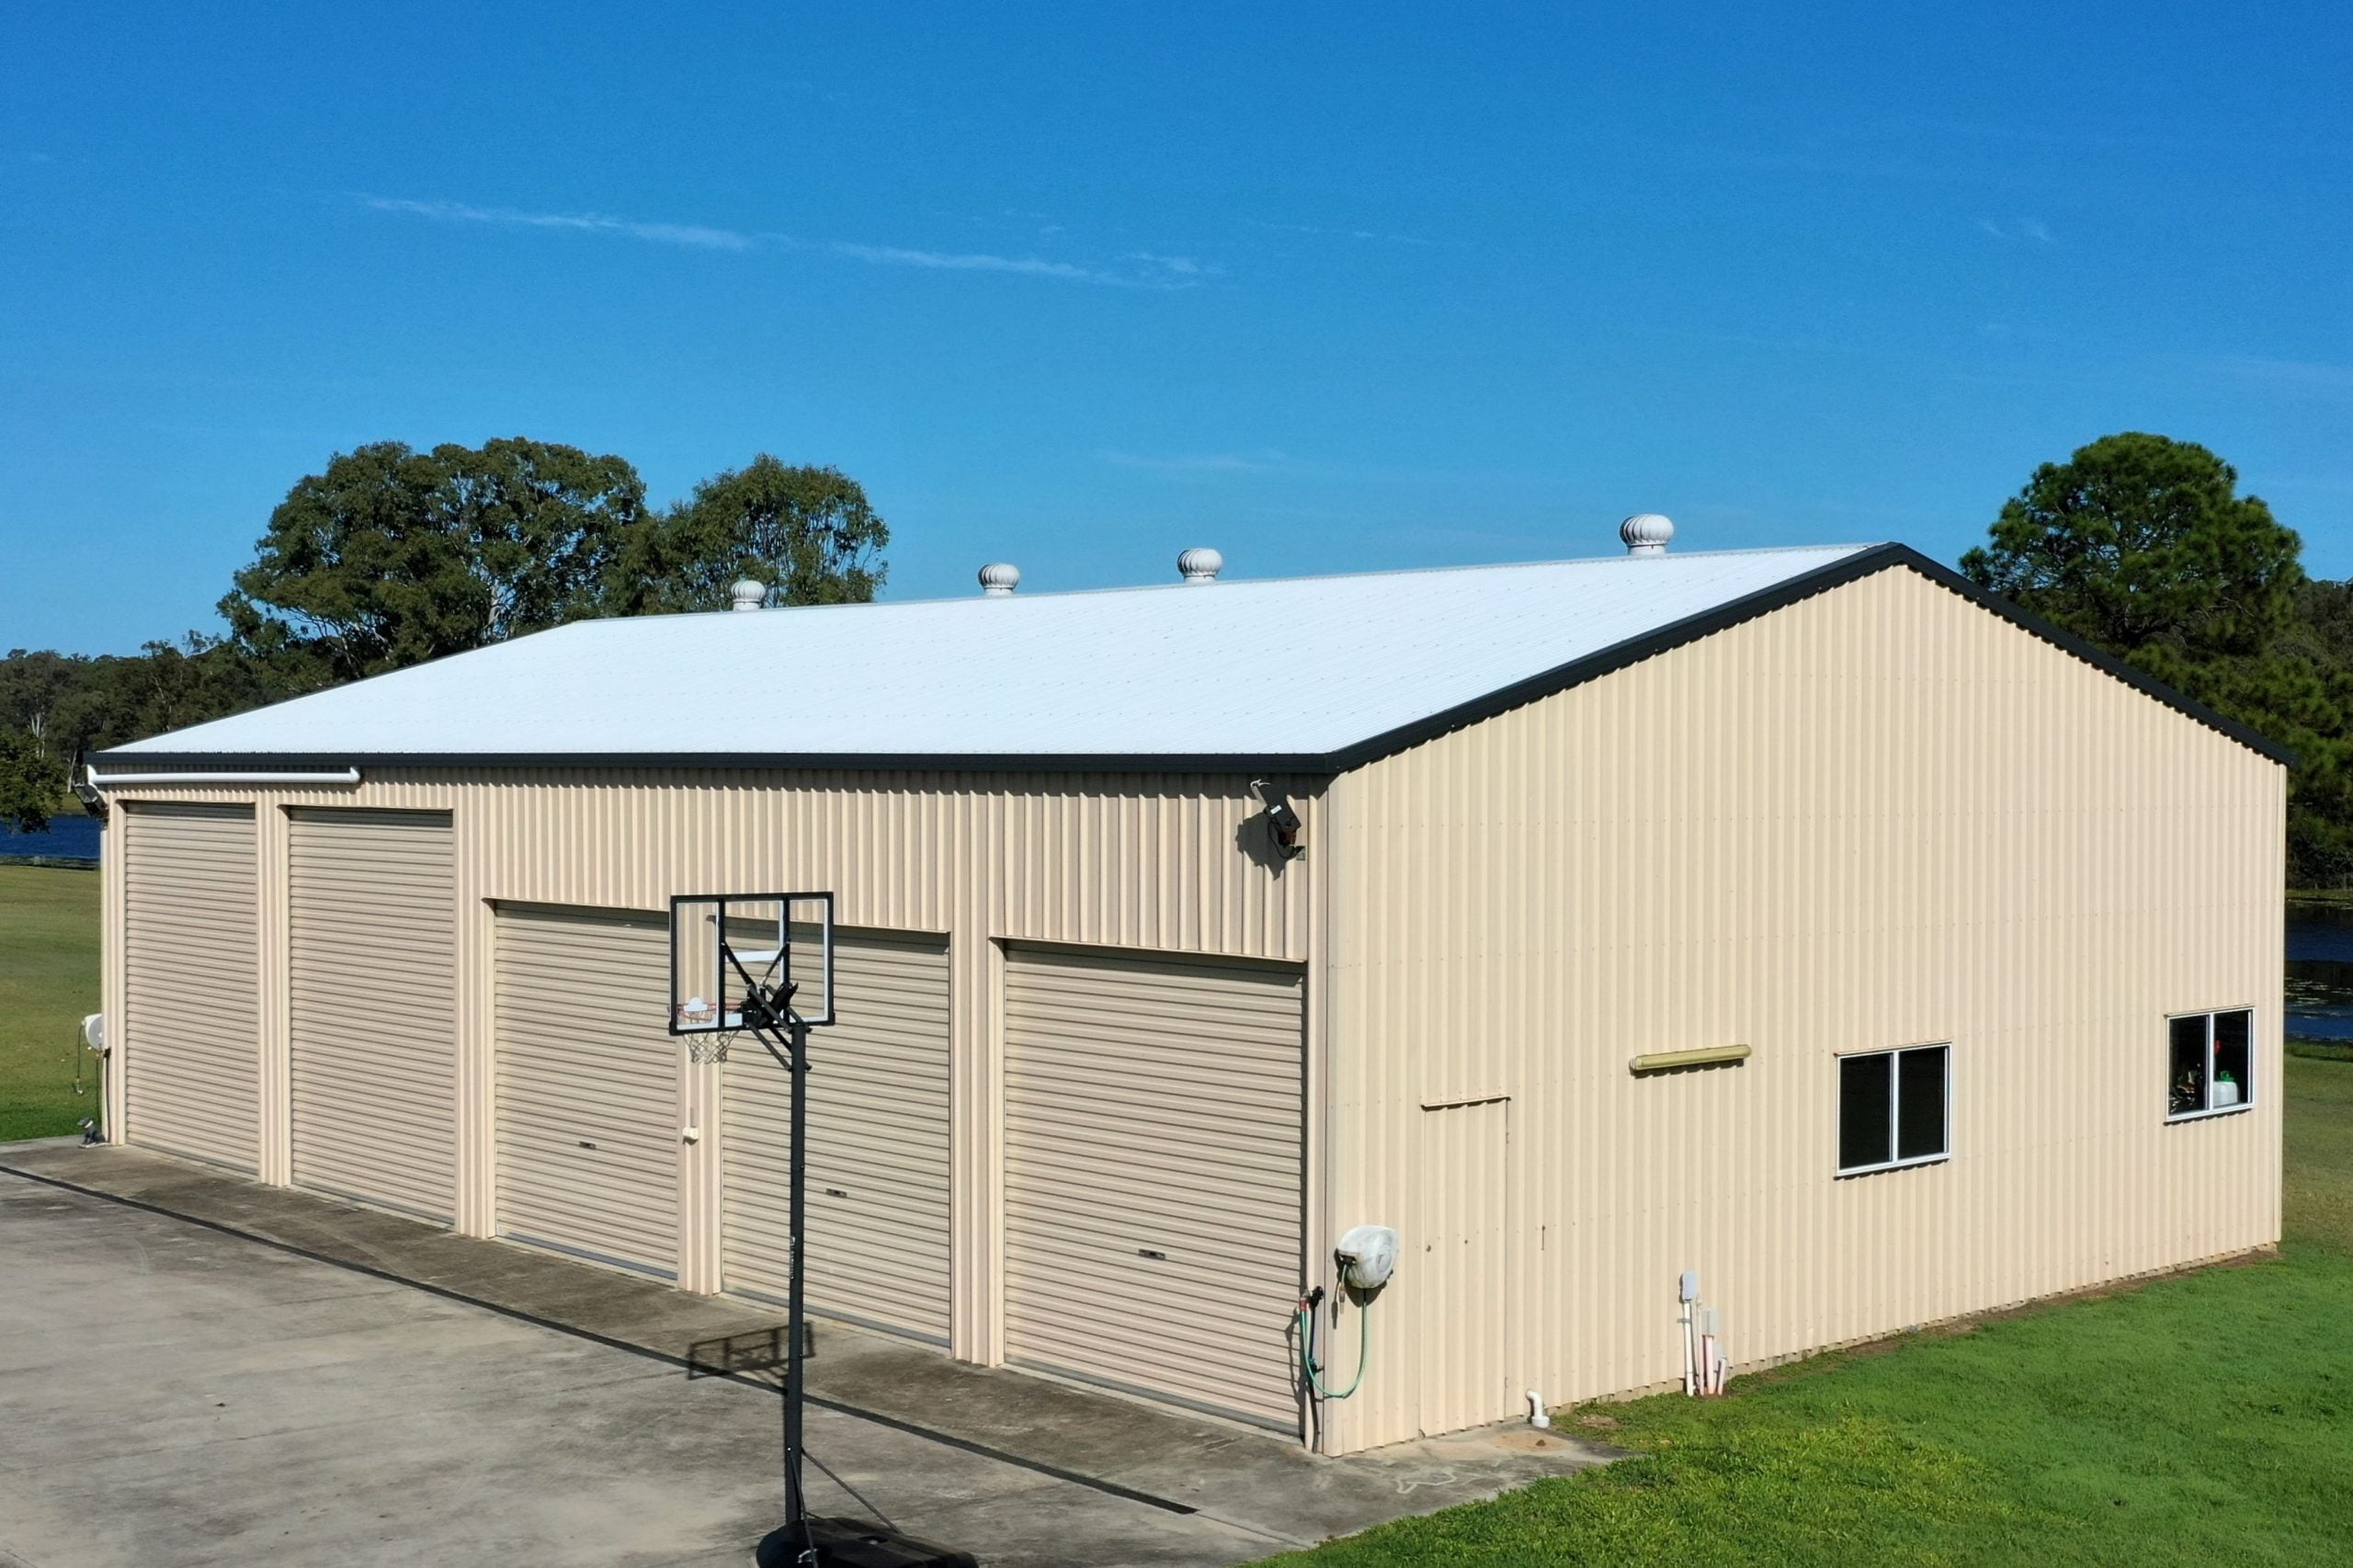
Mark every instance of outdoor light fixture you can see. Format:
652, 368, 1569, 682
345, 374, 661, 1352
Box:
69, 756, 105, 822
1252, 778, 1304, 859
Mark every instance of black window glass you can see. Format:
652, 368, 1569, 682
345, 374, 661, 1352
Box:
2211, 1010, 2252, 1109
1897, 1046, 1948, 1160
2169, 1014, 2209, 1116
1839, 1052, 1893, 1170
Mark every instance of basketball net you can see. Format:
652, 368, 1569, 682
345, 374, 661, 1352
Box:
676, 998, 735, 1063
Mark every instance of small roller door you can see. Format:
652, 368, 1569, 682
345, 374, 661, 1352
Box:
289, 809, 456, 1221
494, 905, 679, 1277
723, 929, 952, 1341
123, 802, 259, 1171
1003, 946, 1305, 1431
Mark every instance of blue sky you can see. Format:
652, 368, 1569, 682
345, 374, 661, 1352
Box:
5, 3, 2349, 655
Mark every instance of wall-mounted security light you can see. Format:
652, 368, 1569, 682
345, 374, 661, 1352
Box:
1252, 778, 1304, 859
69, 755, 106, 823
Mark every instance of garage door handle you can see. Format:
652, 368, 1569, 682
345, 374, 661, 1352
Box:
1138, 1248, 1167, 1262
577, 1140, 597, 1150
825, 1187, 848, 1199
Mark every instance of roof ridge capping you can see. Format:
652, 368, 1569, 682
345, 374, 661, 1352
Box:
639, 540, 1888, 618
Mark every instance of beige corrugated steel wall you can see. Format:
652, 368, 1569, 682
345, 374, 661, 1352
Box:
493, 903, 681, 1277
288, 809, 457, 1220
1318, 565, 2287, 1452
1001, 945, 1307, 1432
98, 773, 1314, 1369
120, 803, 261, 1171
723, 927, 954, 1342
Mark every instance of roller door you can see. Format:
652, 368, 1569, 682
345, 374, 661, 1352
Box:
723, 929, 952, 1342
1003, 945, 1305, 1431
494, 905, 679, 1278
122, 802, 259, 1171
288, 809, 456, 1221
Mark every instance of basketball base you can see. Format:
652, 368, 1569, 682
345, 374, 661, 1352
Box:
755, 1517, 977, 1568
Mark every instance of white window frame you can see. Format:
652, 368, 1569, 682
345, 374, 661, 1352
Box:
2165, 1006, 2256, 1124
1836, 1041, 1952, 1177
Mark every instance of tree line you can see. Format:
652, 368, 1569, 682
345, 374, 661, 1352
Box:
7, 428, 2353, 888
1961, 432, 2353, 886
0, 438, 887, 828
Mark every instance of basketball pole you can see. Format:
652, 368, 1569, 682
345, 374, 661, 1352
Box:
734, 955, 817, 1565
709, 907, 977, 1568
784, 1009, 812, 1548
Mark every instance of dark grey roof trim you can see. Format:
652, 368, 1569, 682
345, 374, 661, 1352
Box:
91, 545, 2291, 775
89, 750, 1337, 776
1326, 542, 2294, 769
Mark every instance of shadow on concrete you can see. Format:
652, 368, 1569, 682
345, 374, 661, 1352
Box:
0, 1140, 1615, 1556
688, 1323, 813, 1381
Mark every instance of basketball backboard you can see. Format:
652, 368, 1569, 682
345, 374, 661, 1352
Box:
668, 892, 835, 1032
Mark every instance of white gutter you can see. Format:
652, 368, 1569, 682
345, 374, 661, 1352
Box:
87, 767, 363, 789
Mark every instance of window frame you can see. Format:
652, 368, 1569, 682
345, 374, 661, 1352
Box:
2165, 1006, 2256, 1124
1835, 1041, 1952, 1177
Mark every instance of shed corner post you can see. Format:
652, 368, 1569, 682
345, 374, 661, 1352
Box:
1309, 770, 1365, 1457
676, 1039, 725, 1293
948, 792, 1007, 1368
1299, 777, 1336, 1449
100, 800, 130, 1142
451, 819, 497, 1240
256, 795, 293, 1186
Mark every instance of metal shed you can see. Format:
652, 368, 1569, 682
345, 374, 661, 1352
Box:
89, 537, 2287, 1454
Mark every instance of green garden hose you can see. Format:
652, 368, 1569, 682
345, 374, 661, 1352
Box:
1298, 1298, 1370, 1400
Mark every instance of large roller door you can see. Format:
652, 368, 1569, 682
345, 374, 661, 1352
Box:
494, 905, 679, 1278
122, 802, 259, 1171
723, 929, 952, 1342
1003, 945, 1306, 1431
288, 809, 456, 1221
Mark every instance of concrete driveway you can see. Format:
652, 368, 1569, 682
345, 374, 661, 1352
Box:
0, 1146, 1607, 1567
0, 1172, 1286, 1567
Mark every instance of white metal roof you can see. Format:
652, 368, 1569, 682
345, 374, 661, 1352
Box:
109, 544, 1888, 768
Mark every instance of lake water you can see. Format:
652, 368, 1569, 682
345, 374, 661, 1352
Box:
2288, 903, 2353, 1041
0, 812, 101, 862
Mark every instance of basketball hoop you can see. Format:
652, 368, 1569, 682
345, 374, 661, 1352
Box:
676, 995, 737, 1061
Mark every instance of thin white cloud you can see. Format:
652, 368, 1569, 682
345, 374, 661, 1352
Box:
833, 241, 1206, 288
363, 195, 1210, 287
826, 242, 1099, 281
1979, 216, 2058, 244
1124, 251, 1205, 277
1246, 218, 1444, 248
361, 196, 755, 251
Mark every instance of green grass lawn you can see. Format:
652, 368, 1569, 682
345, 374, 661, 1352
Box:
0, 863, 102, 1141
1267, 1057, 2353, 1567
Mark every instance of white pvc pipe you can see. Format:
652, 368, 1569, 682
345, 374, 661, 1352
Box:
87, 768, 362, 788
